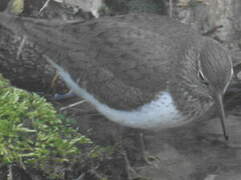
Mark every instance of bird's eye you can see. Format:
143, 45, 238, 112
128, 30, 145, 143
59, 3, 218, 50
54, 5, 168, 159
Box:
198, 71, 209, 86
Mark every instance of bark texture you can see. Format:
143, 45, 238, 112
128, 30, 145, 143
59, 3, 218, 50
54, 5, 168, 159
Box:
0, 25, 65, 92
176, 0, 241, 65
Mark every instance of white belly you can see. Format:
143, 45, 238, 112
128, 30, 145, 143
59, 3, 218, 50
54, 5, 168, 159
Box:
95, 91, 185, 129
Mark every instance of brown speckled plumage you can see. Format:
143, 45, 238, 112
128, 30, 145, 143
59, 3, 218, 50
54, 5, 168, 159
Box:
0, 13, 233, 123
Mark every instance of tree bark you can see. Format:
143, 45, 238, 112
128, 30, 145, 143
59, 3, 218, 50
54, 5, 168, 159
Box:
0, 25, 65, 92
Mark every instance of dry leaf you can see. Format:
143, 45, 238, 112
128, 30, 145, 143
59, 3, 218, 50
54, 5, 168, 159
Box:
10, 0, 24, 15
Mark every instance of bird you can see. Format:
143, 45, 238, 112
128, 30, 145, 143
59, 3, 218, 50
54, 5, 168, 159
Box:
0, 12, 233, 139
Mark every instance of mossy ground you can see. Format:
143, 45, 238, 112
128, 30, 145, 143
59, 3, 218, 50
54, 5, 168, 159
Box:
0, 74, 114, 179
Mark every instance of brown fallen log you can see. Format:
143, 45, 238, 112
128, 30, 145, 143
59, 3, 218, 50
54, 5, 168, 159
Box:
0, 24, 65, 92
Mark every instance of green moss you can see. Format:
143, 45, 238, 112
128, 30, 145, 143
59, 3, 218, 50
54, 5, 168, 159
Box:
0, 74, 100, 179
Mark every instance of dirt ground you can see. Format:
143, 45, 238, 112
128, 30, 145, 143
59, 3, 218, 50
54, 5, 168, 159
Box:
54, 90, 241, 180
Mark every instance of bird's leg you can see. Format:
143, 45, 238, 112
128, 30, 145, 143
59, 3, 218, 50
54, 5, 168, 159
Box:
139, 133, 158, 165
140, 132, 150, 163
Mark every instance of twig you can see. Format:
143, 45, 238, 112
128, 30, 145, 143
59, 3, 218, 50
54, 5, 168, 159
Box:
202, 25, 223, 36
17, 35, 27, 60
74, 173, 85, 180
50, 72, 59, 89
122, 151, 139, 180
169, 0, 173, 18
7, 165, 13, 180
19, 158, 27, 170
89, 170, 102, 179
53, 0, 64, 3
60, 100, 86, 111
204, 174, 218, 180
89, 166, 105, 179
39, 0, 51, 13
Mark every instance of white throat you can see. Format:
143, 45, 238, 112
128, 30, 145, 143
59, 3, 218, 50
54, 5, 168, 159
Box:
46, 57, 187, 129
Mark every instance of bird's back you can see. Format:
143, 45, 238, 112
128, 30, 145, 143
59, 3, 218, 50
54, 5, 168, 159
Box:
0, 13, 206, 110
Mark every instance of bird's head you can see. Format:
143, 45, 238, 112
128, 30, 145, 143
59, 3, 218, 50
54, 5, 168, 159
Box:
198, 39, 233, 139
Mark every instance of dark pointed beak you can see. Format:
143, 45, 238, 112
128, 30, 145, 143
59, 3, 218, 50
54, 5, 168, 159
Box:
214, 93, 228, 140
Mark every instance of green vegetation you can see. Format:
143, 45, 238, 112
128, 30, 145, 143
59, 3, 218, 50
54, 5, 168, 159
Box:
0, 74, 111, 179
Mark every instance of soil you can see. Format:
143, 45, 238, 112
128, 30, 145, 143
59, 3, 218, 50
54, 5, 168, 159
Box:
51, 91, 241, 180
